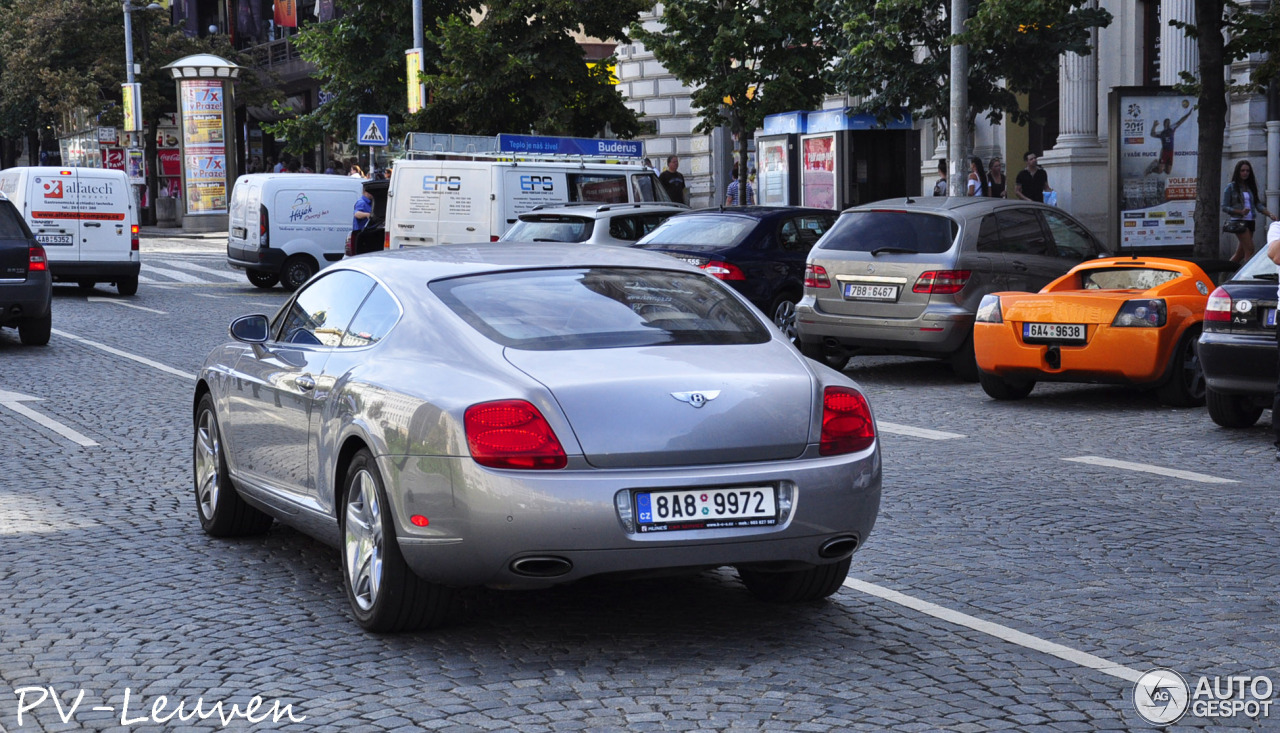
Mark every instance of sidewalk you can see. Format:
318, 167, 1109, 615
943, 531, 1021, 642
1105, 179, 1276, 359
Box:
139, 225, 226, 254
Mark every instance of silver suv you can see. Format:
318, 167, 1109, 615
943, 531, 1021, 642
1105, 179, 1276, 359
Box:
500, 202, 688, 246
797, 197, 1108, 378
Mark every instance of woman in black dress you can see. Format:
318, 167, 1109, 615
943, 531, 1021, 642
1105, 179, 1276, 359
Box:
986, 157, 1006, 198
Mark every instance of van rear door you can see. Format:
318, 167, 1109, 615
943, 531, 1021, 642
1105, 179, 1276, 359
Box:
74, 169, 131, 265
433, 164, 489, 244
27, 170, 79, 263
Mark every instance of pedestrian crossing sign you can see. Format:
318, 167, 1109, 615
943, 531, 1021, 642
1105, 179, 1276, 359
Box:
356, 114, 389, 147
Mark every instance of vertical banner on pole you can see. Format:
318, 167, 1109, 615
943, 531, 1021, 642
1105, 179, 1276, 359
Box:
406, 49, 424, 114
122, 83, 142, 133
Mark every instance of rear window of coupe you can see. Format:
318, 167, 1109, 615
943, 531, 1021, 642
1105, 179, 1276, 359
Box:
816, 211, 958, 254
1080, 268, 1182, 290
430, 267, 772, 350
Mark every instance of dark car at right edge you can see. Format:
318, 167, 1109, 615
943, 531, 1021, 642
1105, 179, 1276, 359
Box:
1199, 247, 1278, 428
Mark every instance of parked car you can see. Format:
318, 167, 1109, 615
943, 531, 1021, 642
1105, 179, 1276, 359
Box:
0, 194, 51, 345
797, 198, 1110, 379
973, 256, 1237, 405
345, 179, 389, 256
0, 166, 139, 296
500, 202, 688, 246
1199, 247, 1279, 427
631, 206, 837, 344
193, 243, 882, 631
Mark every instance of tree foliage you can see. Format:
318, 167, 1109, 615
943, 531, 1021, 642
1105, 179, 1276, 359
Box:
632, 0, 836, 190
824, 0, 1111, 131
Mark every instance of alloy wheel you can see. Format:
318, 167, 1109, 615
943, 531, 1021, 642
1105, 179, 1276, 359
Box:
344, 470, 384, 612
194, 410, 221, 521
773, 300, 798, 344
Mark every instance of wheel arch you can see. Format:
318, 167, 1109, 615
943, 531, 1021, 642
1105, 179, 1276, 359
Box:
332, 434, 372, 520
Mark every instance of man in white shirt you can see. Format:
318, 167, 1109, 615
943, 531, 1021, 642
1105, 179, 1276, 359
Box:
1267, 220, 1280, 460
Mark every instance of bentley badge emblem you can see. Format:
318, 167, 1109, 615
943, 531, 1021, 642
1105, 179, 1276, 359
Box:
671, 390, 721, 408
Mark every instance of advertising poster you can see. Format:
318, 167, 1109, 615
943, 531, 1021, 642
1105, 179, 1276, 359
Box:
1118, 93, 1198, 248
180, 79, 227, 214
801, 134, 836, 210
406, 49, 424, 114
759, 139, 789, 206
126, 149, 146, 184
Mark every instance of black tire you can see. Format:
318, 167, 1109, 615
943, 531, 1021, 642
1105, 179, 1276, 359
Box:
341, 449, 455, 632
1156, 331, 1206, 407
737, 557, 851, 603
246, 270, 280, 289
949, 331, 979, 382
77, 280, 95, 292
280, 255, 317, 291
18, 311, 51, 346
1205, 387, 1264, 428
117, 275, 138, 296
193, 393, 273, 537
799, 339, 849, 370
978, 370, 1035, 400
770, 292, 800, 346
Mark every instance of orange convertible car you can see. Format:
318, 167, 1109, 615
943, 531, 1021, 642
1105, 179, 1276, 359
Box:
973, 257, 1236, 405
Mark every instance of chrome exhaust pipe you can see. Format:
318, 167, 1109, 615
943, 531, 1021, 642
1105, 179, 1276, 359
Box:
818, 535, 859, 559
509, 556, 573, 578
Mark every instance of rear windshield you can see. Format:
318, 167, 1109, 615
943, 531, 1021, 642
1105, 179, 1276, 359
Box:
431, 267, 772, 350
636, 215, 754, 249
632, 173, 672, 202
1081, 268, 1182, 290
817, 211, 959, 254
503, 215, 593, 243
0, 201, 30, 239
1236, 247, 1280, 281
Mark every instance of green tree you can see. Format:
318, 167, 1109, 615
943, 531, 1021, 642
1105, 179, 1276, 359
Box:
420, 0, 646, 138
1170, 1, 1280, 257
824, 0, 1111, 135
633, 0, 836, 199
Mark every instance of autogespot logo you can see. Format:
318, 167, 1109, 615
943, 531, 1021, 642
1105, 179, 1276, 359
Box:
1133, 668, 1189, 725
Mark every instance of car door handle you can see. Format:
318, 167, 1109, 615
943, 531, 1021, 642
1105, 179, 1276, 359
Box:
84, 222, 102, 228
1010, 261, 1028, 271
295, 375, 316, 391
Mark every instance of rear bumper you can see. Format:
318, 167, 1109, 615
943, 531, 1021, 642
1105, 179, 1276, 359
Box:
796, 297, 972, 356
974, 322, 1172, 384
1199, 330, 1278, 396
47, 260, 140, 281
0, 274, 52, 326
226, 244, 286, 272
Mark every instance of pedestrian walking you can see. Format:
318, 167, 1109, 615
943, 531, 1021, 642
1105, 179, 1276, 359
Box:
987, 157, 1006, 198
1015, 151, 1053, 203
1222, 160, 1274, 263
966, 156, 988, 197
659, 156, 687, 204
932, 159, 947, 196
724, 164, 754, 206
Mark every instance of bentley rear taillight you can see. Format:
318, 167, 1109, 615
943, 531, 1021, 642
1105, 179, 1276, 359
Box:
465, 400, 567, 470
819, 387, 875, 455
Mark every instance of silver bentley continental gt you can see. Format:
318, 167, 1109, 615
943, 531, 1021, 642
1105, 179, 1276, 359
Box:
192, 243, 882, 631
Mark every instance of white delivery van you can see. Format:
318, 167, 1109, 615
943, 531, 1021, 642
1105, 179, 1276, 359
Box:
0, 167, 140, 295
385, 158, 672, 249
226, 173, 363, 290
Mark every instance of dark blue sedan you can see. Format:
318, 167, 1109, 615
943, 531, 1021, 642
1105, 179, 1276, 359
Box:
631, 206, 837, 344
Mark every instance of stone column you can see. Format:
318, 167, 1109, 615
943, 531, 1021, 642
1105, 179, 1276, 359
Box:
1057, 4, 1100, 149
1159, 0, 1198, 85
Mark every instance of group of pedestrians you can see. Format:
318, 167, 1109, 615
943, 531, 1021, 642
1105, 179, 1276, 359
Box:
933, 151, 1052, 203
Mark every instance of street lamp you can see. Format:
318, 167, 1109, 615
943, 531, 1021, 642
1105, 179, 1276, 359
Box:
122, 1, 163, 131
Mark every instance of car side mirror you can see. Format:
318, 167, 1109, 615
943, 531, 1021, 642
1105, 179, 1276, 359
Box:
229, 314, 270, 343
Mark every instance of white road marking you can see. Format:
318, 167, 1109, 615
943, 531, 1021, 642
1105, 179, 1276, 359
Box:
1062, 456, 1236, 484
841, 576, 1143, 683
248, 301, 280, 307
139, 265, 205, 283
0, 389, 98, 447
878, 421, 965, 440
86, 297, 167, 315
51, 329, 195, 381
159, 259, 242, 280
194, 293, 225, 299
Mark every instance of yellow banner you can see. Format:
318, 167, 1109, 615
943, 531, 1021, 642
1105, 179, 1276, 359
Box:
406, 49, 423, 114
122, 83, 142, 132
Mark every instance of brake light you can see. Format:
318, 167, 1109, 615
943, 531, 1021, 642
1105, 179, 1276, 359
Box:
130, 223, 139, 252
259, 205, 269, 246
28, 244, 47, 272
465, 399, 567, 470
1204, 287, 1232, 322
344, 232, 355, 257
913, 270, 971, 294
701, 260, 746, 281
804, 264, 831, 288
383, 231, 390, 250
819, 386, 875, 455
1111, 298, 1166, 327
491, 235, 500, 242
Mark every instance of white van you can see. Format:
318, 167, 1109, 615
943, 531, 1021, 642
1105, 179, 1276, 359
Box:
226, 173, 363, 290
385, 158, 672, 249
0, 167, 140, 295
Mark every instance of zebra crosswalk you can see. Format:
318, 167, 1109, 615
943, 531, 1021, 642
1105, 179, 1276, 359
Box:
140, 254, 248, 286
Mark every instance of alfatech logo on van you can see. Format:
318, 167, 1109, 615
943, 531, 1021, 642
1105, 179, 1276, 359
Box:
36, 178, 114, 198
288, 193, 329, 222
